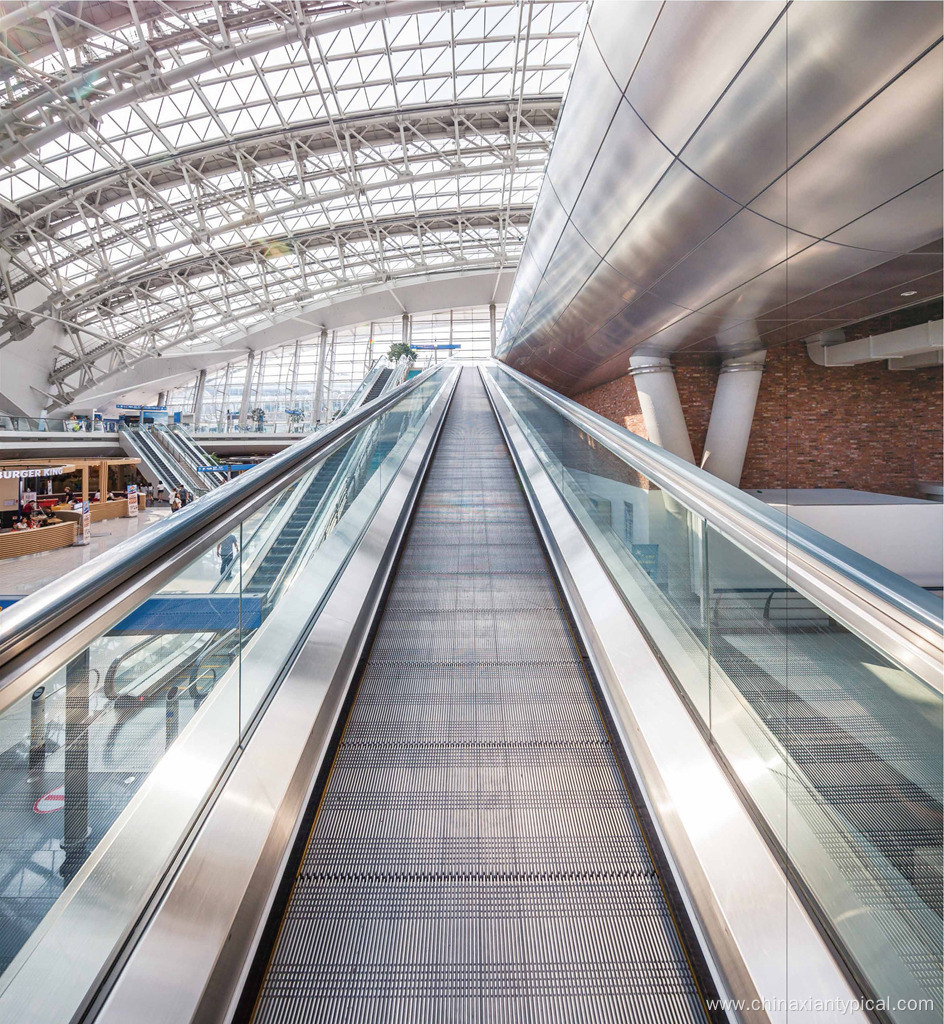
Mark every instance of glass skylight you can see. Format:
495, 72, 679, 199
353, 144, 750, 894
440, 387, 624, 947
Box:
0, 0, 586, 408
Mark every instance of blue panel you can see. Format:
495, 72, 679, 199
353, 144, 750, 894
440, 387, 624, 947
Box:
109, 594, 264, 634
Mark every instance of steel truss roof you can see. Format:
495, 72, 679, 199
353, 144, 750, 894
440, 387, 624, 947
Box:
0, 0, 586, 407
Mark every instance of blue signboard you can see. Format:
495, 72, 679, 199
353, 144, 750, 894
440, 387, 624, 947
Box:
411, 344, 461, 350
116, 404, 167, 411
196, 464, 255, 473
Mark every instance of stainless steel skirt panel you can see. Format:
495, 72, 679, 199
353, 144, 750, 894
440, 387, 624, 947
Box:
251, 369, 709, 1024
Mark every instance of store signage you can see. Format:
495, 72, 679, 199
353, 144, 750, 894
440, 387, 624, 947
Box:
0, 465, 70, 479
74, 501, 91, 546
116, 404, 167, 411
411, 344, 461, 350
125, 484, 138, 518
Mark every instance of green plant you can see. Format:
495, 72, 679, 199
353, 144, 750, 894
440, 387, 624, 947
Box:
387, 341, 418, 364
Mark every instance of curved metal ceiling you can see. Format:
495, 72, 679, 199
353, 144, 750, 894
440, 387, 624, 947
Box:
498, 0, 944, 394
0, 0, 586, 406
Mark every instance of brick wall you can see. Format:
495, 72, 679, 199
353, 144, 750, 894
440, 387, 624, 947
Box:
574, 342, 943, 498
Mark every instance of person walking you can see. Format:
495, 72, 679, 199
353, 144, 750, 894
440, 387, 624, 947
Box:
217, 533, 238, 579
156, 480, 165, 504
170, 488, 182, 512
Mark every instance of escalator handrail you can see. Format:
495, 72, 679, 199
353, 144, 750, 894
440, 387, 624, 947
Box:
0, 363, 451, 675
490, 362, 944, 690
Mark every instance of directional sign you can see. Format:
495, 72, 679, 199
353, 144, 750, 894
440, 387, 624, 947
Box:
34, 787, 65, 814
411, 344, 461, 350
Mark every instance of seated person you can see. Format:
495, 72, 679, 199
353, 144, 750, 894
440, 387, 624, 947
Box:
12, 516, 30, 531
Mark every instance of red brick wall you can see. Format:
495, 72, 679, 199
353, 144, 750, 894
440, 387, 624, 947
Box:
574, 342, 943, 498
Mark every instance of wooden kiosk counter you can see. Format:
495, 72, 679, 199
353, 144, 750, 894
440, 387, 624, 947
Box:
0, 521, 78, 558
0, 457, 144, 560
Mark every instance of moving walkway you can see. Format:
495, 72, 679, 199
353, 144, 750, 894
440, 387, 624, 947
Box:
0, 364, 939, 1024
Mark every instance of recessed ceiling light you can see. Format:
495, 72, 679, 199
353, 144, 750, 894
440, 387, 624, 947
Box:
901, 290, 918, 297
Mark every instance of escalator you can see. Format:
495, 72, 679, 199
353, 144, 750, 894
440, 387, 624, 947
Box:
243, 369, 717, 1023
155, 425, 226, 488
361, 366, 392, 404
119, 424, 192, 492
248, 446, 351, 596
103, 442, 360, 709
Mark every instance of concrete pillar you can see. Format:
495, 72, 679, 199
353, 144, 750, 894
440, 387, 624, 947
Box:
701, 349, 766, 487
489, 302, 497, 357
238, 351, 255, 429
312, 328, 328, 425
627, 355, 695, 463
156, 391, 167, 408
401, 312, 410, 347
191, 369, 207, 426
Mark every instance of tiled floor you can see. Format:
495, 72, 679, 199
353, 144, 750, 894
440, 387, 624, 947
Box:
0, 506, 172, 596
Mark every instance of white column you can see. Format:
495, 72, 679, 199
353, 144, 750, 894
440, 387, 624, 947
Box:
326, 330, 337, 419
401, 312, 410, 347
627, 355, 695, 463
312, 328, 328, 425
253, 351, 266, 408
701, 349, 766, 487
191, 369, 207, 426
218, 363, 233, 430
489, 302, 497, 357
287, 340, 302, 406
365, 323, 375, 371
238, 351, 255, 429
